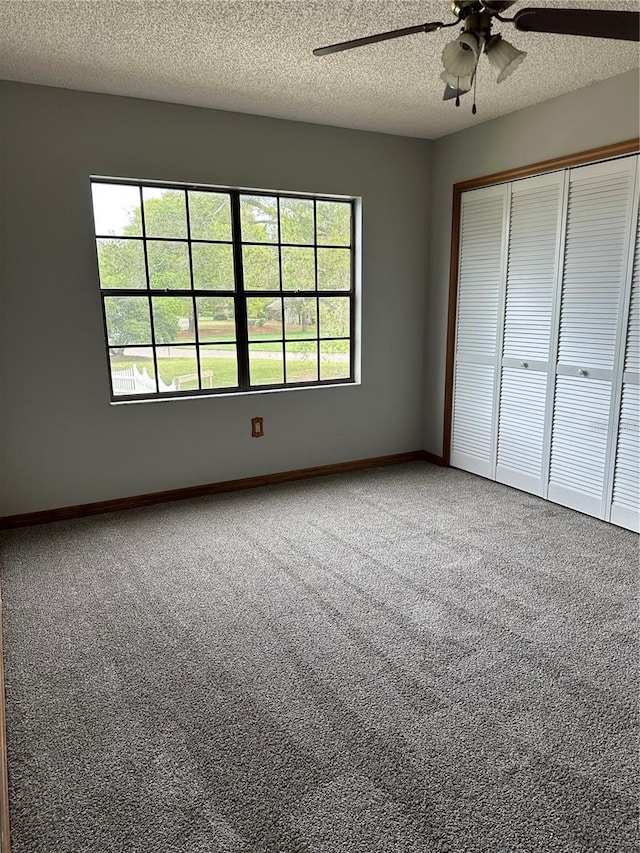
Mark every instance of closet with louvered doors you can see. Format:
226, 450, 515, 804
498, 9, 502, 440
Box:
450, 152, 640, 531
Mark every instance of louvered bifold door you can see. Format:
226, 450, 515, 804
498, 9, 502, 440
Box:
548, 156, 638, 519
451, 184, 508, 478
609, 183, 640, 532
496, 172, 565, 496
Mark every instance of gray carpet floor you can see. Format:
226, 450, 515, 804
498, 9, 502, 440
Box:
0, 462, 638, 853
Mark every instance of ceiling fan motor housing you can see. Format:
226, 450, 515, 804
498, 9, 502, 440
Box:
452, 0, 517, 13
462, 12, 494, 50
450, 0, 482, 17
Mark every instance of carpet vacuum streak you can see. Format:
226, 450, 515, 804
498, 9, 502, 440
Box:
0, 463, 638, 852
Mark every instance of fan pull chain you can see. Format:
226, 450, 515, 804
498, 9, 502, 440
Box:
472, 69, 478, 115
455, 76, 460, 108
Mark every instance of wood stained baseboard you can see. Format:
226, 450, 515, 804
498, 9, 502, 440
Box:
0, 450, 446, 530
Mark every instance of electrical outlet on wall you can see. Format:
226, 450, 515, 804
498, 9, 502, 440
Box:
251, 417, 264, 438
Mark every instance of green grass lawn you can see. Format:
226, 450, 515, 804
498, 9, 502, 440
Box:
112, 352, 349, 392
182, 321, 348, 353
246, 340, 349, 354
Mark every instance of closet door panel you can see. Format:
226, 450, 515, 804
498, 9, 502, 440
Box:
496, 367, 548, 494
611, 213, 640, 532
548, 157, 636, 517
451, 361, 495, 477
451, 185, 508, 477
611, 383, 640, 532
496, 172, 563, 494
502, 173, 562, 362
557, 167, 632, 371
548, 376, 612, 517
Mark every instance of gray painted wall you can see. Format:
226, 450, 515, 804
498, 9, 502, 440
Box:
425, 69, 640, 456
2, 70, 638, 516
0, 82, 431, 515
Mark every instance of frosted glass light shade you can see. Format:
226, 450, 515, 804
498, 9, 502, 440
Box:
486, 35, 527, 83
442, 32, 479, 78
440, 70, 473, 91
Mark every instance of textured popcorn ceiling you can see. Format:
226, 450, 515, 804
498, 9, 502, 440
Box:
1, 1, 638, 139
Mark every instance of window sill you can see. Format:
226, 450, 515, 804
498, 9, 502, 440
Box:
109, 379, 360, 405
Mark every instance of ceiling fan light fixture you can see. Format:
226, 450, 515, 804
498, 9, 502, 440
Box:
440, 70, 473, 91
442, 31, 480, 78
485, 33, 527, 83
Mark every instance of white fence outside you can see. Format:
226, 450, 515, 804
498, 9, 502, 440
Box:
111, 364, 175, 395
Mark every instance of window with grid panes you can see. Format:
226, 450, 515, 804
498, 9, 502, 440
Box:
91, 179, 355, 400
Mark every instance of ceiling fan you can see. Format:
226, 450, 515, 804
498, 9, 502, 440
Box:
313, 2, 640, 111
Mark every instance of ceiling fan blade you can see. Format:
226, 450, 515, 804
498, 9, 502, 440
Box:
313, 21, 443, 56
513, 8, 640, 41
